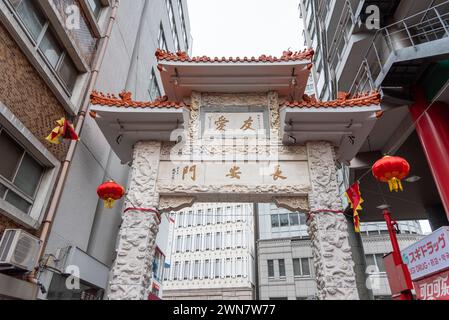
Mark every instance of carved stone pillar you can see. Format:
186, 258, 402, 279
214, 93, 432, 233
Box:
306, 141, 359, 300
108, 141, 162, 300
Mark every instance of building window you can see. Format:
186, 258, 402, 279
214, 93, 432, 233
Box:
166, 0, 180, 52
225, 258, 231, 278
226, 206, 232, 222
205, 233, 211, 251
173, 262, 179, 280
225, 231, 231, 249
204, 259, 210, 279
278, 259, 286, 277
0, 128, 44, 214
366, 254, 386, 273
87, 0, 103, 19
236, 205, 242, 222
194, 234, 200, 251
216, 207, 222, 223
158, 22, 168, 51
271, 214, 279, 228
215, 259, 221, 278
183, 261, 190, 280
293, 258, 311, 277
8, 0, 79, 93
236, 257, 243, 277
207, 208, 212, 225
196, 209, 202, 225
289, 213, 299, 226
267, 260, 274, 278
176, 236, 182, 252
279, 214, 289, 227
215, 232, 221, 250
185, 235, 191, 252
236, 230, 243, 248
194, 260, 200, 279
149, 69, 161, 101
177, 0, 189, 52
152, 248, 165, 282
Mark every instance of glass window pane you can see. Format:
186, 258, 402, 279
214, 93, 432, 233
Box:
0, 184, 6, 198
293, 258, 301, 276
271, 214, 279, 228
0, 130, 24, 180
5, 190, 31, 213
15, 0, 46, 41
301, 258, 310, 276
87, 0, 102, 18
14, 153, 43, 197
365, 255, 376, 270
299, 214, 306, 225
279, 214, 289, 227
289, 213, 299, 226
278, 259, 286, 277
57, 56, 78, 93
267, 260, 274, 277
376, 254, 386, 272
39, 29, 63, 68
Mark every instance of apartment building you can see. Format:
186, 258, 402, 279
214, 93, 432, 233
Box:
163, 203, 256, 300
0, 0, 191, 300
299, 0, 449, 238
257, 203, 425, 300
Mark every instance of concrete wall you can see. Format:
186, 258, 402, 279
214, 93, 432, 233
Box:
40, 0, 192, 298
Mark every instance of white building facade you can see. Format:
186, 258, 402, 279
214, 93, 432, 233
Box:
163, 203, 255, 300
257, 203, 425, 300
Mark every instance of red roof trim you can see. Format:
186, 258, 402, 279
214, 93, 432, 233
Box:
155, 48, 314, 64
281, 91, 381, 109
90, 91, 188, 109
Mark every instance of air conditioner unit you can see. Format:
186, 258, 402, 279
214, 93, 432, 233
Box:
0, 229, 42, 272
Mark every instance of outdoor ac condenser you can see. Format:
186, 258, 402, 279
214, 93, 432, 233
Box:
0, 229, 42, 272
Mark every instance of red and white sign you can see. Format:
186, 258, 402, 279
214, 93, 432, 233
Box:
401, 226, 449, 281
415, 269, 449, 300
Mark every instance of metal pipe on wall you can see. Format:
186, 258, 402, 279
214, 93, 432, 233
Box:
28, 0, 120, 292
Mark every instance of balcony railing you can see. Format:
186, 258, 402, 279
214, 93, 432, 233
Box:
327, 0, 356, 74
349, 0, 449, 95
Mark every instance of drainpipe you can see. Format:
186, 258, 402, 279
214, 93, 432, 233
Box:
28, 0, 120, 289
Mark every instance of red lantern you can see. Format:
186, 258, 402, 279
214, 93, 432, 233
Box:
372, 156, 410, 192
97, 180, 125, 209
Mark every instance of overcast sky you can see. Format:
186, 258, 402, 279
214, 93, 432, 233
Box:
186, 0, 305, 57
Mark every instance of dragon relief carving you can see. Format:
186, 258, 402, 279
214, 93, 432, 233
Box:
108, 142, 162, 300
306, 141, 359, 300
